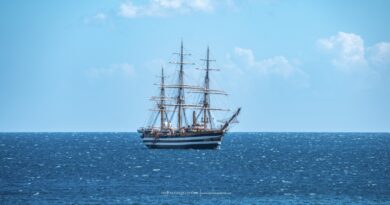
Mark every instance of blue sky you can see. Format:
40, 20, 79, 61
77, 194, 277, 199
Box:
0, 0, 389, 132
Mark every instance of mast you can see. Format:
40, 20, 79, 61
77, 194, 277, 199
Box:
168, 41, 195, 130
203, 47, 210, 129
145, 43, 239, 134
160, 67, 165, 129
177, 41, 184, 129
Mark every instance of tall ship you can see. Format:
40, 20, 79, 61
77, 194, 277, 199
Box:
138, 41, 241, 149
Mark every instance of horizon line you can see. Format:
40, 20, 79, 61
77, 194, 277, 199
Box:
0, 131, 389, 134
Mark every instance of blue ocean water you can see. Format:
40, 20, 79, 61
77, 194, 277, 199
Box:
0, 132, 389, 204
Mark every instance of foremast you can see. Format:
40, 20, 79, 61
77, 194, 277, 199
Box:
202, 47, 213, 129
197, 47, 229, 130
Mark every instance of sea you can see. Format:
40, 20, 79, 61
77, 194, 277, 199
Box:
0, 132, 389, 204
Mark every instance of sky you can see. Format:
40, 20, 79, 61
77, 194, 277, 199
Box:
0, 0, 389, 132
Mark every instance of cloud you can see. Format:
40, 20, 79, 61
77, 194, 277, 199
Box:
317, 32, 367, 70
368, 42, 390, 66
84, 12, 108, 24
93, 13, 107, 21
119, 2, 139, 18
318, 32, 390, 72
188, 0, 214, 11
86, 63, 135, 79
234, 47, 305, 78
119, 0, 214, 18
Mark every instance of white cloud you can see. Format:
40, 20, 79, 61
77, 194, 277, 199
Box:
368, 42, 390, 66
318, 32, 367, 70
234, 47, 304, 78
234, 47, 255, 65
119, 2, 139, 18
156, 0, 183, 9
84, 12, 108, 24
318, 32, 390, 72
119, 0, 214, 18
86, 63, 135, 78
188, 0, 213, 11
94, 12, 107, 21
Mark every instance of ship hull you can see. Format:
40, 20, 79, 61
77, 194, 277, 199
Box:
140, 133, 223, 149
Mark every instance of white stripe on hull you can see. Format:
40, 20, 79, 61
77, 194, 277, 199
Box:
142, 135, 222, 141
143, 141, 221, 146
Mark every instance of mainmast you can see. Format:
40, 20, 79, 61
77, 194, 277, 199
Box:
168, 41, 194, 129
177, 41, 184, 129
160, 67, 166, 129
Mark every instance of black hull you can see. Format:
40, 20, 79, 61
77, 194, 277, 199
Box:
139, 132, 224, 149
146, 143, 219, 149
